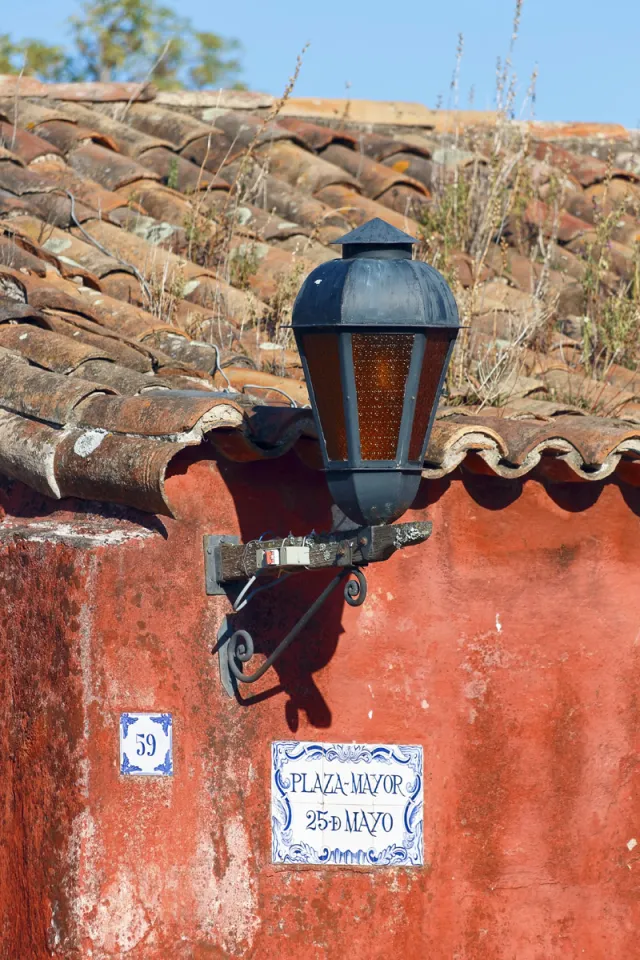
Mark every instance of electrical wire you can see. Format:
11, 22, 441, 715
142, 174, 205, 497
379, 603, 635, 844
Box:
233, 573, 291, 612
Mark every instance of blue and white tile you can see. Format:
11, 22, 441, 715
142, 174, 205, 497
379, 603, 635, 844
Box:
119, 712, 173, 777
271, 741, 423, 866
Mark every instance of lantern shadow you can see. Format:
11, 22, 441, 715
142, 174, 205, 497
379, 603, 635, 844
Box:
216, 450, 344, 731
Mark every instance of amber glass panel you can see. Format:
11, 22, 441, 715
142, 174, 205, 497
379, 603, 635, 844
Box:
302, 333, 348, 460
408, 330, 451, 461
352, 333, 414, 460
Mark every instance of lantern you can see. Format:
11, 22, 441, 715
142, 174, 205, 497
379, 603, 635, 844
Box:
292, 217, 460, 526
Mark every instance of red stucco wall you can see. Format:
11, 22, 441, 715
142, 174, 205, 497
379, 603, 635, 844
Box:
1, 451, 639, 959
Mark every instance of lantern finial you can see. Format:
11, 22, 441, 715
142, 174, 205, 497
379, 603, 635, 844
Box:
331, 218, 417, 260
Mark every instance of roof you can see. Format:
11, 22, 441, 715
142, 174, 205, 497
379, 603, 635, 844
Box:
0, 78, 638, 516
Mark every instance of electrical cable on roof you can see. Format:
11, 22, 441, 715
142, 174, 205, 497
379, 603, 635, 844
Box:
241, 384, 298, 407
210, 343, 232, 390
64, 190, 154, 303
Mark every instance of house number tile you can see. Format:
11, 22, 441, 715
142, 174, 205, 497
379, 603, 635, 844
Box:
119, 712, 173, 776
272, 741, 423, 866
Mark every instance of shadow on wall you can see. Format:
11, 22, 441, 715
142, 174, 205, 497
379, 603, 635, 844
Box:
168, 444, 640, 734
4, 439, 637, 739
214, 450, 346, 733
414, 462, 640, 516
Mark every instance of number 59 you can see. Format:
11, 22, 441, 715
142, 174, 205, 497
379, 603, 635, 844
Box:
135, 733, 156, 756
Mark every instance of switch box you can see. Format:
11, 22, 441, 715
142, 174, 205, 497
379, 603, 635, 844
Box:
256, 548, 281, 567
281, 545, 311, 566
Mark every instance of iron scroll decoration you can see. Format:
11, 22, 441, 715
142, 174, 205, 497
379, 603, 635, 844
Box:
208, 524, 432, 696
225, 568, 367, 686
213, 219, 459, 693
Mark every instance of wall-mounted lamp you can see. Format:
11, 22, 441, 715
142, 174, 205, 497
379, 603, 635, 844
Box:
206, 218, 460, 696
293, 217, 460, 526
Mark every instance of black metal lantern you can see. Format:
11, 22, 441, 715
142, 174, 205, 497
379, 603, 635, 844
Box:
292, 217, 461, 526
205, 218, 460, 695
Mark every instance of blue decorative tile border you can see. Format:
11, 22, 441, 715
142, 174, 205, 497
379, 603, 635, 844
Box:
119, 712, 173, 776
272, 741, 423, 866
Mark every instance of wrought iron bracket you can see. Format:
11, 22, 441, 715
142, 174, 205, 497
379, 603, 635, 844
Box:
203, 520, 432, 595
215, 567, 367, 697
204, 520, 432, 697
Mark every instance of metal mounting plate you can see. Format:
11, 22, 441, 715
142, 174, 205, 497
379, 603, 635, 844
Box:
203, 535, 240, 596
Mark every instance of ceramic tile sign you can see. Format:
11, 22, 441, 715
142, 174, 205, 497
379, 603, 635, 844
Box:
272, 741, 423, 866
119, 713, 173, 776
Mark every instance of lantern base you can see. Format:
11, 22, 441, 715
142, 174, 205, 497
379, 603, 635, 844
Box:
326, 467, 423, 527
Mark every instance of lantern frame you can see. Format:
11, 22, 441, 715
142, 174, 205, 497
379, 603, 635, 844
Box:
292, 218, 461, 526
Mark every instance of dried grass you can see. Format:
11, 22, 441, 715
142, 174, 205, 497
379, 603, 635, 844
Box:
110, 2, 639, 413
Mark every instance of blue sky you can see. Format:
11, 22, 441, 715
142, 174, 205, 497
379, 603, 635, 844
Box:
4, 0, 639, 127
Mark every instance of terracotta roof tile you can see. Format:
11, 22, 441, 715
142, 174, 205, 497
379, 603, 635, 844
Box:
219, 159, 350, 237
0, 188, 28, 215
0, 81, 636, 515
279, 98, 486, 130
137, 146, 228, 192
116, 101, 216, 151
261, 139, 358, 194
319, 142, 430, 206
423, 413, 640, 481
71, 391, 235, 434
41, 314, 154, 371
153, 89, 275, 111
0, 146, 23, 167
0, 122, 63, 164
313, 183, 422, 234
0, 76, 156, 101
211, 110, 301, 148
532, 141, 639, 187
273, 116, 358, 152
0, 346, 113, 422
361, 133, 434, 162
529, 121, 630, 142
67, 142, 160, 190
0, 322, 115, 372
0, 407, 67, 497
379, 153, 435, 192
66, 359, 173, 395
54, 428, 186, 513
50, 100, 170, 155
29, 118, 119, 155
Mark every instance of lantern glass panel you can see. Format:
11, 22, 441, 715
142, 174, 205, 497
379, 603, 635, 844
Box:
302, 333, 348, 460
408, 329, 452, 461
352, 333, 414, 460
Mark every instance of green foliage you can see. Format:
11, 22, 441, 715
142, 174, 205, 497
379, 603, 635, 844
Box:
166, 156, 179, 191
188, 32, 244, 91
0, 33, 71, 81
229, 243, 260, 291
583, 242, 640, 373
599, 291, 640, 368
0, 0, 243, 89
69, 0, 182, 84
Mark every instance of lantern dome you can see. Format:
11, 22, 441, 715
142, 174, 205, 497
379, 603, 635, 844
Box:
293, 218, 459, 330
292, 218, 460, 527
